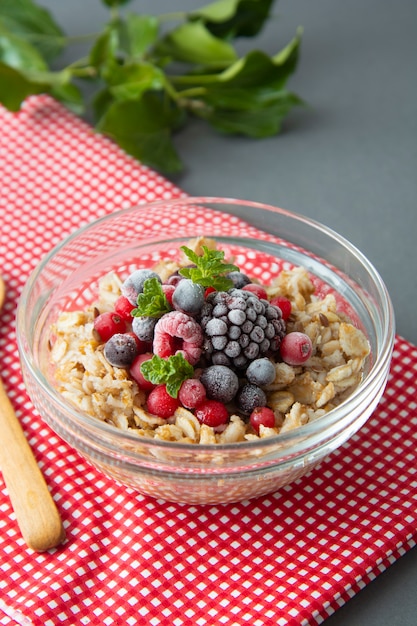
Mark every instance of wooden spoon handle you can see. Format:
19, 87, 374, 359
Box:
0, 379, 65, 551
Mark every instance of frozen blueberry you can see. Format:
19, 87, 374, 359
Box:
132, 316, 158, 342
246, 358, 276, 386
200, 365, 239, 403
236, 383, 267, 415
122, 269, 161, 305
172, 279, 205, 316
227, 272, 251, 288
104, 333, 139, 368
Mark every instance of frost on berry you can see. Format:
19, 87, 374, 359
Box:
280, 332, 313, 366
200, 365, 239, 403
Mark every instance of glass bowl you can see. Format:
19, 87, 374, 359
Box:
16, 198, 395, 504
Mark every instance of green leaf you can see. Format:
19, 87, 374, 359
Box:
131, 278, 171, 318
179, 245, 239, 290
206, 91, 303, 136
191, 0, 274, 39
0, 25, 47, 71
140, 353, 194, 398
50, 80, 84, 115
121, 13, 159, 59
101, 0, 132, 7
0, 0, 65, 62
89, 22, 120, 70
0, 60, 44, 110
172, 32, 302, 137
96, 91, 184, 173
156, 20, 237, 67
104, 61, 166, 101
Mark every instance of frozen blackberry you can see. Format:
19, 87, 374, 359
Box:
200, 365, 239, 403
201, 288, 285, 370
236, 383, 267, 415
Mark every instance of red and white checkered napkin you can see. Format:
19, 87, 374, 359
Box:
0, 97, 416, 626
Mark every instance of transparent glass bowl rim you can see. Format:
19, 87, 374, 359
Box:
17, 196, 395, 455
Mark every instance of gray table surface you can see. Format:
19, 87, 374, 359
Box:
41, 1, 417, 624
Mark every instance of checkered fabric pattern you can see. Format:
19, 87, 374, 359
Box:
0, 97, 416, 626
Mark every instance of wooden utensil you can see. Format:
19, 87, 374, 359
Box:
0, 276, 65, 551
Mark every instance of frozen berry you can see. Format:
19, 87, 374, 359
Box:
250, 407, 276, 434
269, 296, 292, 321
153, 311, 203, 365
280, 332, 313, 366
246, 358, 276, 386
146, 385, 180, 418
178, 378, 207, 409
162, 284, 175, 306
114, 296, 135, 321
200, 365, 239, 403
172, 279, 205, 316
132, 315, 158, 342
236, 383, 267, 415
104, 333, 139, 368
122, 269, 161, 305
195, 400, 229, 428
125, 331, 152, 354
129, 353, 155, 391
94, 311, 126, 342
242, 284, 268, 300
226, 271, 251, 289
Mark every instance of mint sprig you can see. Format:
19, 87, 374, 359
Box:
131, 277, 171, 318
140, 353, 194, 398
179, 245, 239, 291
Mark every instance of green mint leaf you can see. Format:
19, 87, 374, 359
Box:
180, 245, 239, 290
140, 353, 194, 398
131, 278, 171, 318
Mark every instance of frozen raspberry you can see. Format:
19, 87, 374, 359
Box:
122, 269, 161, 305
200, 365, 239, 403
146, 385, 180, 418
280, 332, 313, 366
132, 316, 158, 342
114, 296, 135, 321
178, 378, 206, 409
269, 296, 292, 321
250, 407, 276, 434
246, 358, 276, 386
153, 311, 203, 365
236, 383, 267, 415
172, 279, 205, 316
195, 400, 229, 428
129, 353, 155, 391
104, 333, 139, 368
94, 311, 126, 342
